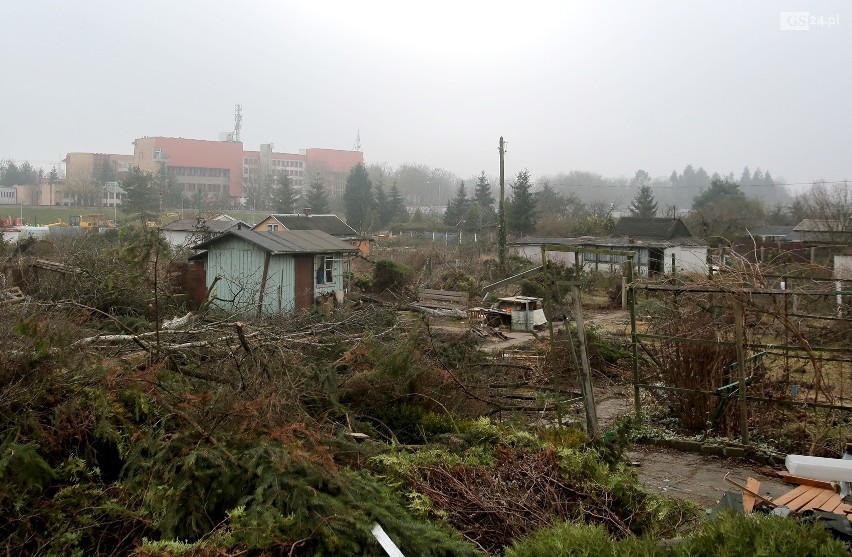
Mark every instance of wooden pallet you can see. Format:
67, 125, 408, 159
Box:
773, 484, 852, 517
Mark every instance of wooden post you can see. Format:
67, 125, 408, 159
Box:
734, 300, 749, 444
627, 258, 640, 418
621, 276, 627, 309
573, 284, 598, 437
541, 247, 562, 428
671, 252, 676, 277
498, 137, 506, 272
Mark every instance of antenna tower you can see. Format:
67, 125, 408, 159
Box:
353, 129, 361, 151
234, 104, 243, 142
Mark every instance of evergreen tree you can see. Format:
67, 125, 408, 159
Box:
752, 167, 764, 186
443, 181, 469, 226
740, 166, 751, 186
96, 159, 117, 185
271, 173, 299, 213
473, 172, 495, 209
681, 165, 696, 187
629, 169, 651, 189
48, 167, 59, 185
695, 167, 710, 188
0, 161, 18, 186
692, 178, 746, 210
389, 182, 408, 224
507, 169, 537, 236
669, 170, 679, 187
629, 184, 658, 217
121, 166, 159, 225
375, 181, 393, 227
535, 181, 569, 218
305, 174, 330, 213
343, 163, 374, 233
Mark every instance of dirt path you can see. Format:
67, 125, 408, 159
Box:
627, 445, 789, 508
469, 307, 792, 511
593, 385, 789, 509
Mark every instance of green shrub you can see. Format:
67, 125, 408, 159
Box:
373, 260, 414, 292
520, 279, 546, 298
506, 512, 850, 557
505, 522, 663, 557
678, 511, 848, 556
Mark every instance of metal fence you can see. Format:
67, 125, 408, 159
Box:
628, 277, 852, 450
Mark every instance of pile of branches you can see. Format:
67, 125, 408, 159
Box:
409, 445, 686, 554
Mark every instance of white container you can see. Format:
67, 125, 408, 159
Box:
785, 454, 852, 482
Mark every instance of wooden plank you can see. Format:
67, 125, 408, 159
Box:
786, 486, 824, 511
818, 493, 842, 512
834, 503, 852, 514
799, 489, 835, 512
778, 472, 837, 491
773, 484, 813, 507
743, 477, 761, 513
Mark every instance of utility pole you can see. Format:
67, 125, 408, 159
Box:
498, 137, 506, 272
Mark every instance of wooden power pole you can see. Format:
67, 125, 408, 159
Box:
498, 137, 506, 272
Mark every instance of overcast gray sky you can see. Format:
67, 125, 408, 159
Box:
3, 1, 849, 186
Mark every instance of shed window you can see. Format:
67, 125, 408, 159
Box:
316, 256, 333, 284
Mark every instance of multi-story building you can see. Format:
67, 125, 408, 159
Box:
242, 144, 307, 192
130, 137, 363, 205
59, 137, 363, 207
132, 137, 242, 201
302, 148, 365, 198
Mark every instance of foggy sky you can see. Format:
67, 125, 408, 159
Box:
3, 1, 850, 187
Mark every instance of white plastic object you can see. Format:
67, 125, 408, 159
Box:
785, 454, 852, 482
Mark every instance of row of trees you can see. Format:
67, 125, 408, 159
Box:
0, 160, 42, 186
343, 164, 409, 233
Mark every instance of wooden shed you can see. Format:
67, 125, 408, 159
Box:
192, 228, 359, 316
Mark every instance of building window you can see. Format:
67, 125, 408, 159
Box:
316, 256, 334, 284
267, 224, 279, 231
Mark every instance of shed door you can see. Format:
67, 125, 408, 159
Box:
294, 255, 314, 311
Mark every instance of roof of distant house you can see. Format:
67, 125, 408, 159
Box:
162, 214, 244, 232
612, 217, 692, 240
749, 225, 796, 238
793, 219, 849, 232
192, 228, 359, 254
259, 214, 356, 236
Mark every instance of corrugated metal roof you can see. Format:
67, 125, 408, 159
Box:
192, 228, 359, 254
263, 214, 356, 236
163, 217, 245, 232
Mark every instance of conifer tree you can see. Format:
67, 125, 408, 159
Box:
389, 182, 409, 223
305, 174, 330, 213
507, 169, 537, 236
443, 181, 469, 226
271, 173, 299, 213
629, 184, 659, 218
343, 163, 375, 233
473, 172, 495, 209
375, 181, 393, 227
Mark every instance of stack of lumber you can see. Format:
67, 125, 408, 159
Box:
773, 484, 851, 516
732, 472, 852, 520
